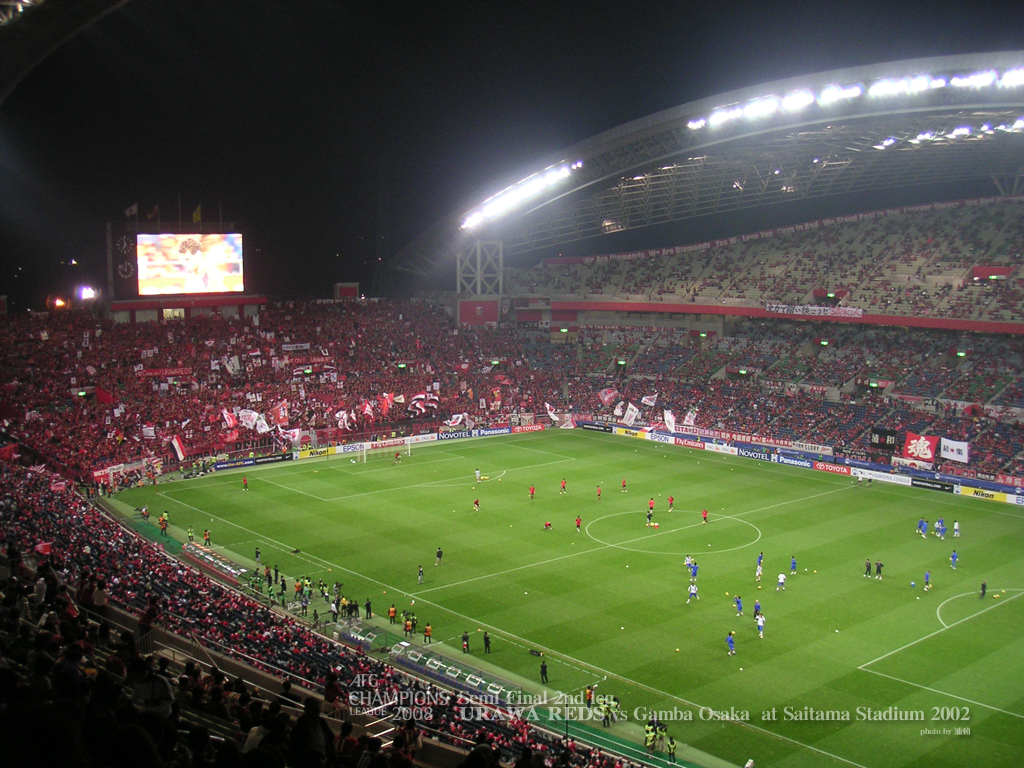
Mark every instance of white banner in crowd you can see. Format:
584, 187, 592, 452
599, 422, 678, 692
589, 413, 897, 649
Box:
940, 438, 970, 463
623, 402, 640, 427
663, 409, 676, 434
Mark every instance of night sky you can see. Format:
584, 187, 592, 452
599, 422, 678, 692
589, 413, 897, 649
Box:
0, 0, 1022, 310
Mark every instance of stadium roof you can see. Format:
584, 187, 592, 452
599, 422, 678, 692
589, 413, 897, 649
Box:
393, 51, 1024, 276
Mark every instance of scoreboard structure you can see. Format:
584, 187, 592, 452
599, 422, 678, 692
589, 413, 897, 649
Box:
108, 221, 246, 301
106, 221, 264, 322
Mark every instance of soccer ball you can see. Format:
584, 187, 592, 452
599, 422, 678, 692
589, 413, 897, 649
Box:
911, 581, 916, 587
351, 459, 356, 464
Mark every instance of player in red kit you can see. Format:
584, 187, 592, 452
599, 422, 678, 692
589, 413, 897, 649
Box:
667, 495, 674, 511
621, 478, 628, 493
702, 509, 708, 524
529, 485, 535, 499
597, 485, 602, 500
560, 478, 567, 495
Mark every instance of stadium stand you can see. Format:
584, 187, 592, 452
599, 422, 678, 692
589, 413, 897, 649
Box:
504, 199, 1024, 322
7, 196, 1024, 766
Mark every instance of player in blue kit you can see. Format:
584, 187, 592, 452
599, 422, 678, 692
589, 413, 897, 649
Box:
790, 556, 797, 574
753, 598, 761, 617
734, 595, 743, 616
689, 562, 698, 582
725, 631, 736, 655
950, 550, 958, 570
758, 552, 764, 567
924, 570, 931, 592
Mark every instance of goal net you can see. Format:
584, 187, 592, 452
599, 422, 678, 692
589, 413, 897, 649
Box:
350, 440, 412, 463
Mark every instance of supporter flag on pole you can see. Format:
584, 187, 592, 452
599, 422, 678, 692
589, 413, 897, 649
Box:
170, 435, 186, 461
598, 388, 619, 406
940, 437, 970, 463
279, 427, 301, 447
682, 407, 698, 427
124, 202, 138, 218
393, 394, 406, 404
641, 392, 658, 407
545, 402, 560, 425
255, 415, 272, 434
443, 413, 464, 427
238, 409, 258, 429
362, 401, 375, 418
34, 542, 53, 556
222, 409, 237, 428
623, 402, 640, 427
613, 402, 624, 417
664, 409, 676, 434
269, 400, 289, 427
146, 204, 160, 220
902, 432, 939, 462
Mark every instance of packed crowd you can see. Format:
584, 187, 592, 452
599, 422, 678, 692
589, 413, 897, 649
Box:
4, 301, 1024, 477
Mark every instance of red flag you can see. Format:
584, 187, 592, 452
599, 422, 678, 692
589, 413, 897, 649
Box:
902, 432, 939, 462
269, 400, 289, 427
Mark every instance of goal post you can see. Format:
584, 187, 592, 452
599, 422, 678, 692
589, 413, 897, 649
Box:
352, 438, 412, 463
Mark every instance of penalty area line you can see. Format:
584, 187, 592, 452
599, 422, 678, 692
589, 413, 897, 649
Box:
859, 589, 1024, 669
858, 667, 1024, 721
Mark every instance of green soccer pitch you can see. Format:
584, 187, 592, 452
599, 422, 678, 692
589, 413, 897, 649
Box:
118, 430, 1024, 768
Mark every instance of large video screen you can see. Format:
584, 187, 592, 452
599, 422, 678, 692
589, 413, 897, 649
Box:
136, 233, 244, 295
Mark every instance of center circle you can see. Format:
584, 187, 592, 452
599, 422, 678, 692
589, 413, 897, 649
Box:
584, 509, 761, 556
